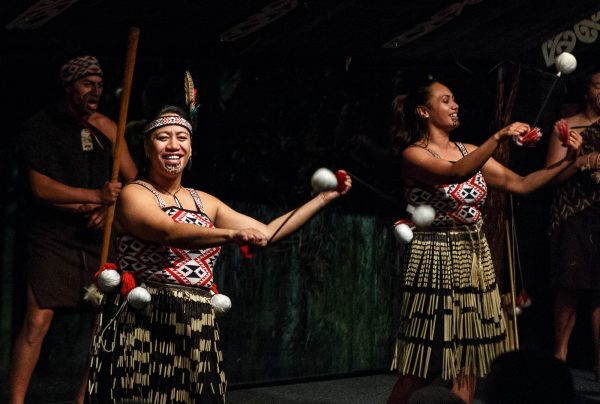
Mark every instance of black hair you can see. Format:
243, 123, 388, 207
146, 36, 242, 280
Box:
391, 75, 439, 155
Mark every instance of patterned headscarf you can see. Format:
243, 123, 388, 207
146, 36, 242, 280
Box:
59, 55, 103, 86
144, 115, 193, 136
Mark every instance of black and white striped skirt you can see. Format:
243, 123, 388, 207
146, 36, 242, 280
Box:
391, 221, 507, 380
88, 281, 227, 403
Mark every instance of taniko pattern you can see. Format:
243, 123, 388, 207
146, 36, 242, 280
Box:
117, 182, 221, 289
404, 142, 487, 226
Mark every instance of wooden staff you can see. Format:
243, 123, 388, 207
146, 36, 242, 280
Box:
100, 27, 140, 264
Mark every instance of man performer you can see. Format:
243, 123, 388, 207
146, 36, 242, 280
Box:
9, 54, 137, 404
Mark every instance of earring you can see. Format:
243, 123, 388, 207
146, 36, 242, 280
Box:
187, 155, 193, 171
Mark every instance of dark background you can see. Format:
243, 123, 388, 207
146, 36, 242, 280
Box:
1, 0, 600, 393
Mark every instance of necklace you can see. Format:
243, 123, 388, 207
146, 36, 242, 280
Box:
152, 182, 183, 208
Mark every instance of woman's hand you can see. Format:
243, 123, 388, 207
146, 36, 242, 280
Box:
320, 169, 353, 204
232, 228, 268, 247
565, 130, 583, 161
493, 122, 531, 141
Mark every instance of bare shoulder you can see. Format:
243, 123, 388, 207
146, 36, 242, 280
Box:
462, 143, 478, 153
89, 112, 117, 138
120, 182, 156, 204
194, 190, 222, 209
564, 113, 588, 126
401, 144, 431, 161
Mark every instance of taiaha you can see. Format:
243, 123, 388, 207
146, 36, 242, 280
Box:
86, 28, 147, 310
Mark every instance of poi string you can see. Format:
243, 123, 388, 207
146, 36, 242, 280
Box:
344, 170, 404, 209
238, 206, 301, 259
531, 74, 561, 129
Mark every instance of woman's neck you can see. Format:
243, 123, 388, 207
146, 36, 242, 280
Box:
422, 127, 452, 150
147, 172, 181, 194
583, 105, 600, 123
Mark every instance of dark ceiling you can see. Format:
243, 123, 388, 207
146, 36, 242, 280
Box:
2, 0, 600, 72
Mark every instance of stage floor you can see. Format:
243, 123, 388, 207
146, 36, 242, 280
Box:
1, 369, 599, 403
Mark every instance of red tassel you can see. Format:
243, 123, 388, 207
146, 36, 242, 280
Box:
555, 119, 570, 146
335, 170, 349, 192
94, 262, 118, 280
514, 127, 542, 147
210, 283, 219, 294
120, 272, 136, 297
239, 244, 256, 259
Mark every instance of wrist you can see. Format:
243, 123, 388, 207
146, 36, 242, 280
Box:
92, 189, 104, 204
319, 192, 332, 206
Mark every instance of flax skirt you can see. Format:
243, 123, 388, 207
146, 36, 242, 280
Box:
391, 222, 507, 380
88, 281, 227, 403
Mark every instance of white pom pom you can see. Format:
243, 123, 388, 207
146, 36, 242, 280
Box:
514, 306, 523, 316
211, 293, 232, 315
394, 223, 414, 244
127, 286, 151, 310
311, 168, 338, 193
97, 269, 121, 292
406, 204, 436, 228
555, 52, 577, 75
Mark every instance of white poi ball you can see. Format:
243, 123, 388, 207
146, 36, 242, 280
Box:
394, 223, 414, 244
211, 293, 232, 315
555, 52, 577, 75
97, 269, 121, 292
311, 168, 338, 193
521, 297, 532, 308
406, 204, 436, 228
127, 286, 151, 310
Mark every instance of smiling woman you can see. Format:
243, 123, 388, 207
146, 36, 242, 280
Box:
387, 75, 590, 404
86, 105, 352, 403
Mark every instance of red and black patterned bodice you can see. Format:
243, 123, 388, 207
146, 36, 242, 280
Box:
404, 142, 487, 226
117, 181, 221, 289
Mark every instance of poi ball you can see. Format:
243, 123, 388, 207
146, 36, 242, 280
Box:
127, 286, 151, 310
311, 168, 338, 192
97, 269, 121, 292
555, 52, 577, 75
211, 293, 232, 315
521, 297, 532, 308
394, 223, 414, 244
335, 170, 349, 193
406, 204, 436, 228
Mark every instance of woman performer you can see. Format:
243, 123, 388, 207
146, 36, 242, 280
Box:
87, 105, 352, 403
387, 76, 589, 404
546, 69, 600, 379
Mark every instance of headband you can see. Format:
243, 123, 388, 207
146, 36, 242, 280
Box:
144, 115, 193, 135
59, 55, 103, 85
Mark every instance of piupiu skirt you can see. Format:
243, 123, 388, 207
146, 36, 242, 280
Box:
88, 281, 227, 403
391, 221, 507, 380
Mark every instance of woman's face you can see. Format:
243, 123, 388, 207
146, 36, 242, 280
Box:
145, 116, 192, 176
585, 72, 600, 111
420, 82, 460, 131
